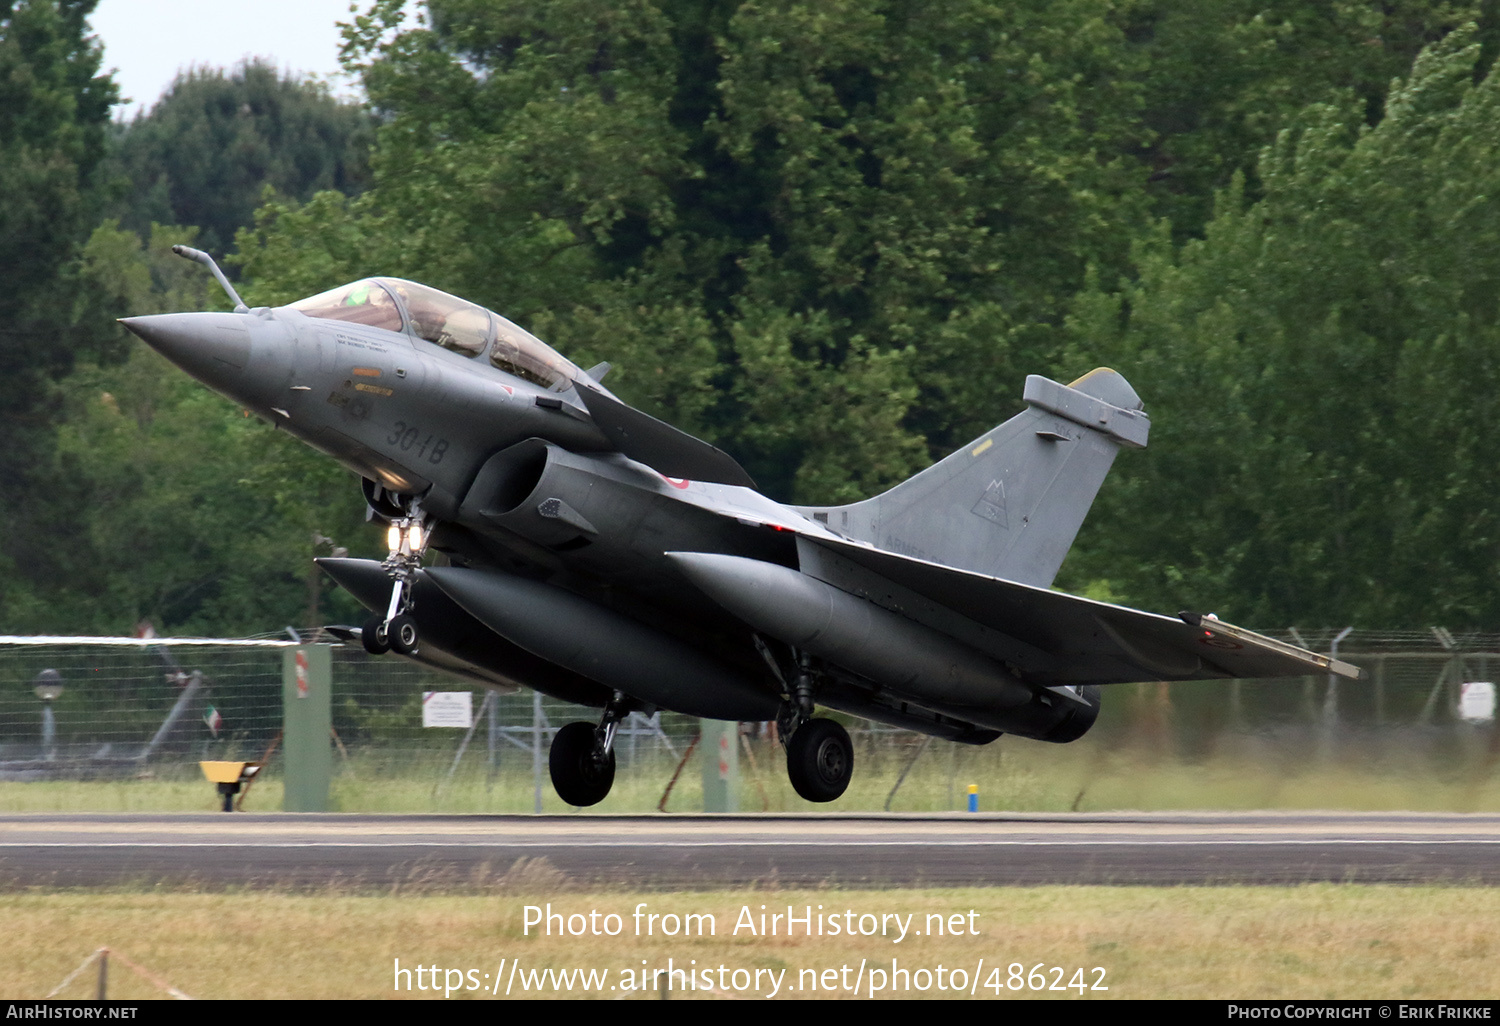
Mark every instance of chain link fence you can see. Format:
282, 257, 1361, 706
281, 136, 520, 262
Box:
0, 633, 695, 771
0, 629, 1496, 811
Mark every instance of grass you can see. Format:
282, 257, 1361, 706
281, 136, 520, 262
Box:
4, 731, 1500, 814
6, 883, 1499, 999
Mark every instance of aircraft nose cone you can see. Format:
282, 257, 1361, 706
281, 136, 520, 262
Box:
120, 312, 254, 385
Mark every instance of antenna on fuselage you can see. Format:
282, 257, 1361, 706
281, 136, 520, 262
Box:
171, 245, 249, 314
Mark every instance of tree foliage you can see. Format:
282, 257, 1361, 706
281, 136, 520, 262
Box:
1131, 0, 1495, 237
11, 224, 374, 634
0, 15, 376, 634
103, 58, 373, 254
1064, 27, 1500, 626
0, 0, 127, 621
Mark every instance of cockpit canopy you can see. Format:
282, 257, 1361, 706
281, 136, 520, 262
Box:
289, 277, 585, 391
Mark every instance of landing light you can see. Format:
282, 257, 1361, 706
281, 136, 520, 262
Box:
386, 520, 426, 555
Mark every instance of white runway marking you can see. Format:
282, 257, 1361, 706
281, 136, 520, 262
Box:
4, 838, 1499, 848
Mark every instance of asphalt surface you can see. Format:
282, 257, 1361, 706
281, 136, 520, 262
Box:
3, 812, 1499, 889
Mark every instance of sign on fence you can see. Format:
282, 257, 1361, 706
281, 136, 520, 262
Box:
1459, 681, 1496, 723
422, 691, 473, 728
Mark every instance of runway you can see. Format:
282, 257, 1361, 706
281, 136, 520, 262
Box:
2, 812, 1498, 889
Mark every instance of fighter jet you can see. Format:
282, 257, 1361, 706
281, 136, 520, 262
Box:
122, 247, 1361, 806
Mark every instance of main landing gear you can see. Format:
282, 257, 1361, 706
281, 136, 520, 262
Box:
776, 650, 854, 803
547, 707, 855, 806
362, 504, 428, 657
785, 717, 854, 803
549, 694, 628, 807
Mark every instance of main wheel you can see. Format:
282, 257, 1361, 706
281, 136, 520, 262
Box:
786, 717, 854, 802
549, 721, 616, 807
387, 613, 419, 655
361, 615, 390, 655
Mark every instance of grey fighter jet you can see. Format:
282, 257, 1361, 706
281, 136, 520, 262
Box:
122, 247, 1361, 806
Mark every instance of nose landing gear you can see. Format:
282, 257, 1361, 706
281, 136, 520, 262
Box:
361, 504, 428, 657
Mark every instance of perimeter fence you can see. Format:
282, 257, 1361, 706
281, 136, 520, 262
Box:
0, 628, 1496, 812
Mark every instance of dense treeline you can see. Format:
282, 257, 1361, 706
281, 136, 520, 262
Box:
3, 0, 1499, 634
1068, 28, 1500, 626
103, 59, 372, 253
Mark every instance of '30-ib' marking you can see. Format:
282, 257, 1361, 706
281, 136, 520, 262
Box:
388, 421, 449, 464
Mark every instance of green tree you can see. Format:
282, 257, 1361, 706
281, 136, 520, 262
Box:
1064, 27, 1500, 627
105, 58, 372, 254
1129, 0, 1496, 238
17, 223, 373, 635
0, 0, 123, 627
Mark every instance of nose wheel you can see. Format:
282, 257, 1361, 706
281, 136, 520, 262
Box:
360, 615, 390, 655
386, 613, 419, 655
786, 718, 853, 803
361, 602, 420, 655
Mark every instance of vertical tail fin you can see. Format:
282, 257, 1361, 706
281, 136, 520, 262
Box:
798, 369, 1148, 587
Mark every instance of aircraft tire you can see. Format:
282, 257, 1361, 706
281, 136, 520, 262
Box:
387, 613, 419, 655
361, 615, 390, 655
786, 718, 853, 803
549, 721, 616, 807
